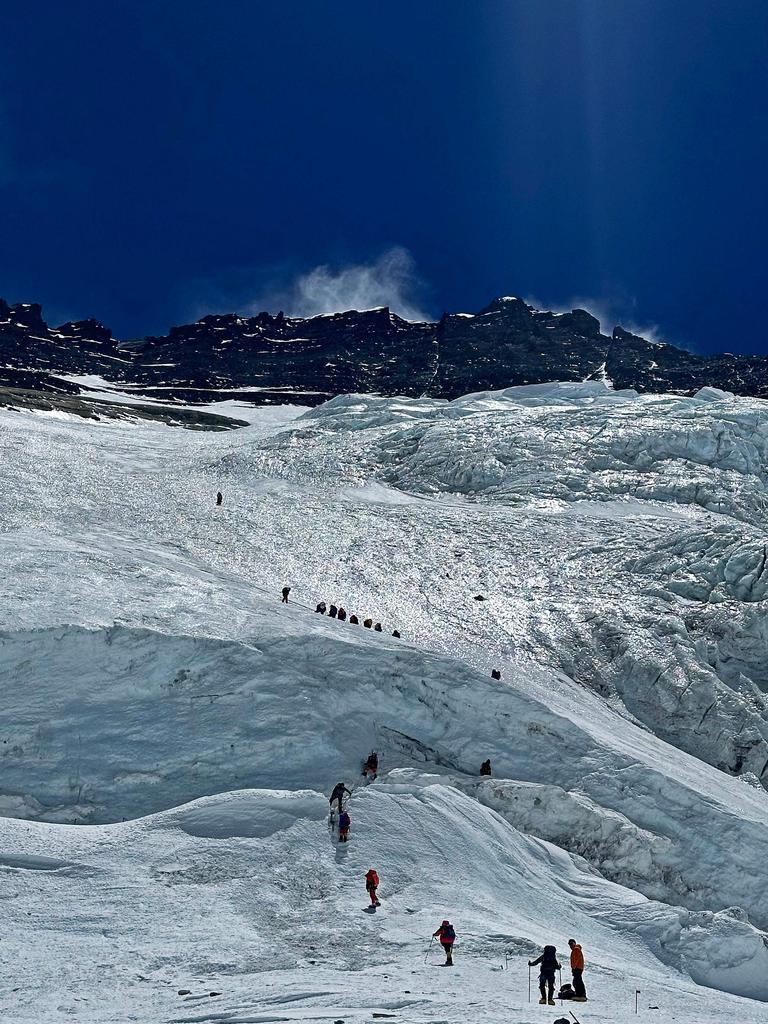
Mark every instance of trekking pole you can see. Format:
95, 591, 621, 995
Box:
527, 964, 531, 1003
559, 967, 563, 1002
635, 989, 640, 1014
424, 936, 434, 964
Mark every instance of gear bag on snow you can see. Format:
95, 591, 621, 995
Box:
558, 983, 575, 999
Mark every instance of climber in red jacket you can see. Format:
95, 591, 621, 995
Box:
365, 868, 380, 906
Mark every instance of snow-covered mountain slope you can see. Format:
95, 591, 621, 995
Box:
3, 381, 768, 1021
4, 781, 768, 1024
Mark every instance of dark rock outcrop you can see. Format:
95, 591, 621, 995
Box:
1, 294, 767, 405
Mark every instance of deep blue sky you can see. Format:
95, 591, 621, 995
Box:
2, 1, 767, 352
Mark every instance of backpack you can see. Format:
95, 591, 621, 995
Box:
542, 944, 558, 968
558, 983, 575, 999
441, 924, 456, 942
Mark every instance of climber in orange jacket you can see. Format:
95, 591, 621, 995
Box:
568, 938, 587, 1001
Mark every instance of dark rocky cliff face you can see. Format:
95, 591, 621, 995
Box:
1, 294, 767, 404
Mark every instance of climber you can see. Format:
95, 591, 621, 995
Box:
374, 622, 382, 632
315, 602, 327, 614
337, 607, 347, 621
392, 629, 401, 638
480, 758, 491, 776
529, 945, 561, 1005
568, 938, 587, 1001
491, 669, 501, 680
362, 751, 379, 780
432, 920, 456, 966
365, 867, 380, 906
216, 491, 223, 506
349, 614, 359, 624
281, 586, 291, 603
329, 781, 352, 814
338, 808, 351, 842
363, 618, 373, 628
329, 604, 338, 618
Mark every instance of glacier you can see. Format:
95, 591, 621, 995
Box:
2, 381, 768, 1022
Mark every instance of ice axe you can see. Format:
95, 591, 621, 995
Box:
569, 1012, 582, 1024
424, 936, 434, 964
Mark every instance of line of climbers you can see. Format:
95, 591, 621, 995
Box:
280, 586, 507, 666
279, 585, 401, 637
315, 601, 401, 638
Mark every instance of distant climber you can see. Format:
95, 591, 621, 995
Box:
337, 607, 347, 621
281, 586, 291, 603
392, 629, 401, 638
315, 602, 327, 614
491, 669, 501, 680
329, 781, 352, 814
433, 920, 456, 966
329, 604, 338, 618
374, 622, 382, 632
363, 618, 373, 628
529, 945, 561, 1005
568, 938, 587, 1001
338, 808, 351, 842
474, 594, 486, 601
365, 867, 380, 906
362, 751, 379, 780
480, 759, 491, 776
349, 614, 359, 625
216, 491, 223, 506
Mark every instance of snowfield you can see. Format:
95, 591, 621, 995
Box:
2, 381, 768, 1022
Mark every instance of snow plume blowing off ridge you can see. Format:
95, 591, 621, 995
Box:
257, 247, 431, 322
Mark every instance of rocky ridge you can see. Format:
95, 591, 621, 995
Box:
2, 294, 767, 405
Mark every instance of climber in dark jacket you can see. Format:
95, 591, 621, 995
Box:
529, 945, 561, 1005
480, 759, 491, 776
362, 751, 379, 780
337, 607, 347, 621
315, 602, 327, 614
329, 781, 352, 814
